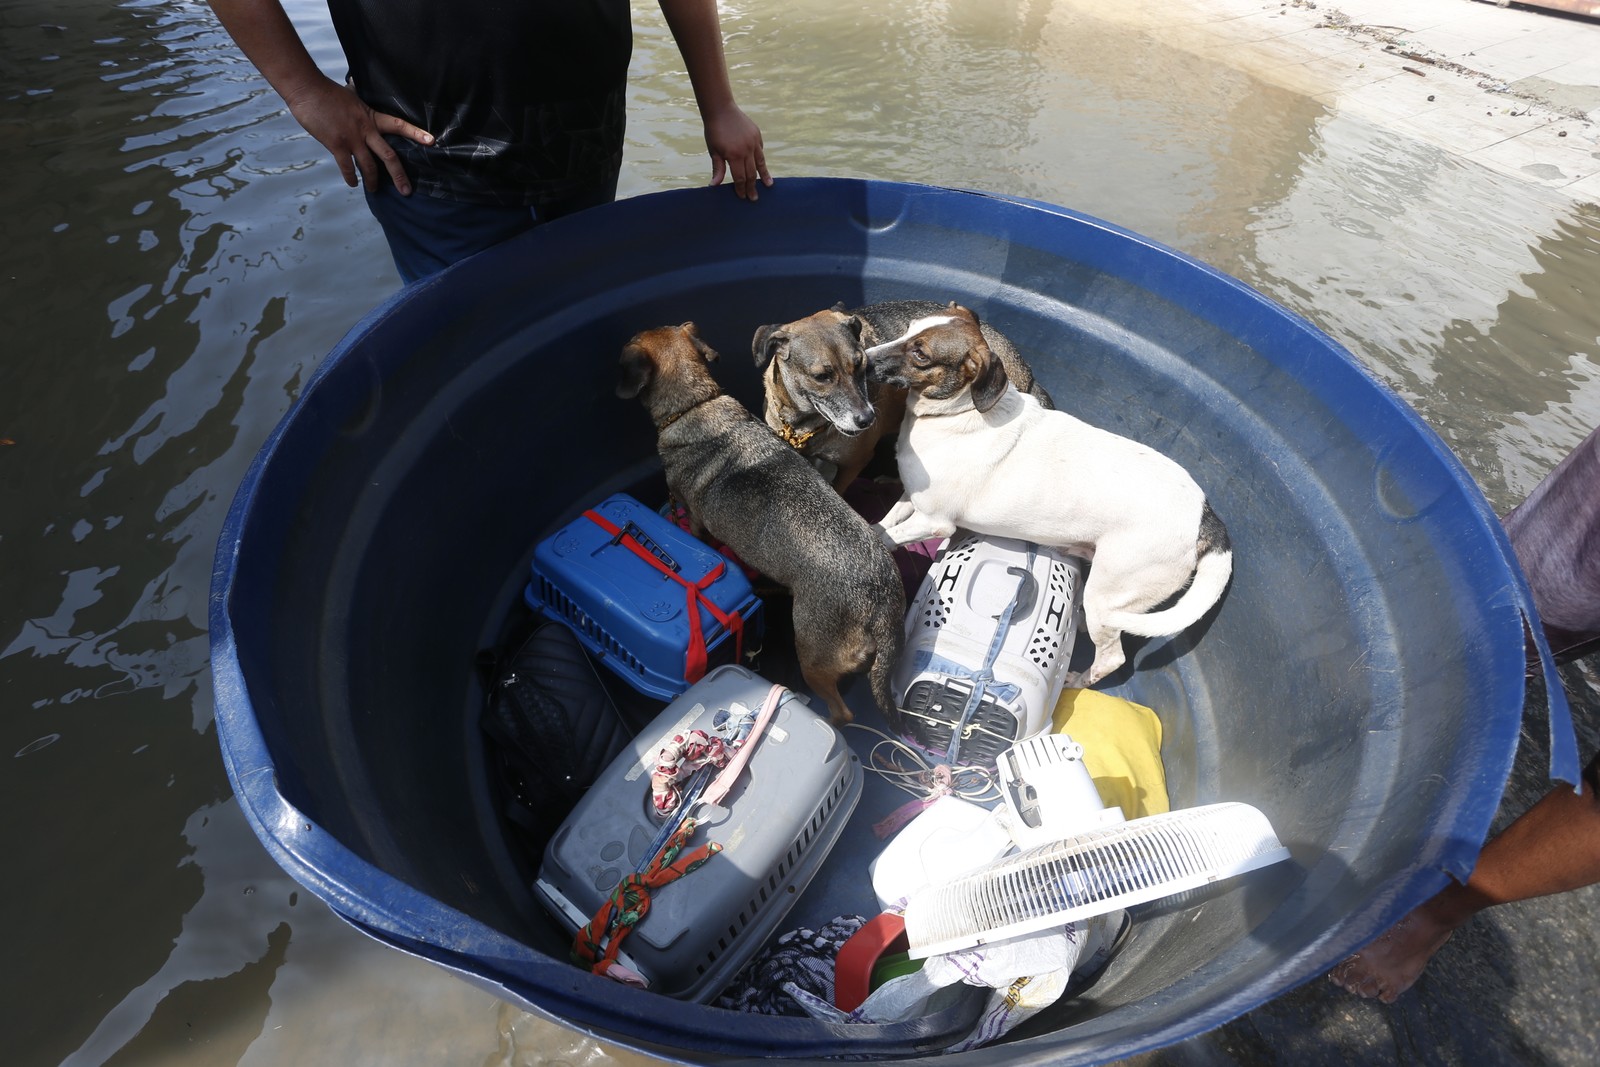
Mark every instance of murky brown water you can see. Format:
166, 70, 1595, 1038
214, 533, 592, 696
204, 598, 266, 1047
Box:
3, 1, 1596, 1065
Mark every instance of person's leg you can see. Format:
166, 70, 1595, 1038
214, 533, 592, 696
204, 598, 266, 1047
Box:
1329, 753, 1600, 1002
1330, 423, 1600, 1002
363, 181, 538, 284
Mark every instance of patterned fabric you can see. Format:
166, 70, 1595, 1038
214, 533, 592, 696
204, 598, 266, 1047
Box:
649, 730, 731, 815
1504, 422, 1600, 661
571, 817, 721, 983
714, 915, 870, 1015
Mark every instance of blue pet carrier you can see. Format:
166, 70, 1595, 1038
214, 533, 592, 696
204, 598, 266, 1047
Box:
524, 494, 764, 700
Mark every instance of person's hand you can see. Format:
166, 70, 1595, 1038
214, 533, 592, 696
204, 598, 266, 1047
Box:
701, 103, 772, 202
283, 76, 434, 195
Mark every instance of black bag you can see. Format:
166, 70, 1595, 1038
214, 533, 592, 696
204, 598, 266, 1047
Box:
480, 618, 634, 853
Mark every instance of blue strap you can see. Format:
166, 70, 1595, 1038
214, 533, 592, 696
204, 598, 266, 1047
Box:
944, 548, 1038, 763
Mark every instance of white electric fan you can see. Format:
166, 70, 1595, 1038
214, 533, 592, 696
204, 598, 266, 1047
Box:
902, 733, 1292, 959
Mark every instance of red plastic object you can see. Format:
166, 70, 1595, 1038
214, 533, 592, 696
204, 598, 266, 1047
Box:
834, 912, 910, 1011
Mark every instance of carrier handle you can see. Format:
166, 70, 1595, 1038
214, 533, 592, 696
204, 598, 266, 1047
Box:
582, 509, 745, 685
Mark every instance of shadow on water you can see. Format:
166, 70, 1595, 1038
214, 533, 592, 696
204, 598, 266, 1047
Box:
2, 0, 1598, 1065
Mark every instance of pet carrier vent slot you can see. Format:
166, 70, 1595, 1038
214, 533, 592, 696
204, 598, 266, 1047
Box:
713, 765, 848, 960
945, 539, 978, 564
934, 563, 963, 597
702, 766, 846, 981
1028, 630, 1061, 668
537, 580, 647, 676
1048, 561, 1072, 593
918, 593, 954, 631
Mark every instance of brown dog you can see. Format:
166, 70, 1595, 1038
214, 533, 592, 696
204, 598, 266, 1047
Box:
751, 306, 906, 491
617, 322, 906, 729
753, 301, 1050, 491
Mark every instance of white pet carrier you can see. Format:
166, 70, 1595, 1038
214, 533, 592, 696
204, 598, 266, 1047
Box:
895, 534, 1086, 765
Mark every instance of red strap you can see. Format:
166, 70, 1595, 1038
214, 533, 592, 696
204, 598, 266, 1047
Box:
571, 817, 721, 978
584, 509, 744, 684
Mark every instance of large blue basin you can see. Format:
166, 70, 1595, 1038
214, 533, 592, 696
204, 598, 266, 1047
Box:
209, 178, 1572, 1063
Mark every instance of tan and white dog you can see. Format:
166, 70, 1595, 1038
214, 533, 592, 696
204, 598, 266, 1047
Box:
865, 303, 1233, 686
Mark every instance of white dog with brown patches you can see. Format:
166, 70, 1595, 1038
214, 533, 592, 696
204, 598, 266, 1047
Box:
865, 303, 1233, 687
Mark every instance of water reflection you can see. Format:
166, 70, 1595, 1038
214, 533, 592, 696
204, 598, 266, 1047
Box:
1250, 117, 1600, 503
2, 0, 1597, 1064
3, 1, 400, 1063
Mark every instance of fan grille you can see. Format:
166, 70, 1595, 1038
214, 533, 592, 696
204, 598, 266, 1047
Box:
903, 802, 1291, 957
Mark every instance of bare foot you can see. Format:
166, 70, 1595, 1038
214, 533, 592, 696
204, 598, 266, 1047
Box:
1327, 905, 1459, 1003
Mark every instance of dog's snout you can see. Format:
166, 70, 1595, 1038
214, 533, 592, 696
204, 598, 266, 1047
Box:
842, 408, 877, 434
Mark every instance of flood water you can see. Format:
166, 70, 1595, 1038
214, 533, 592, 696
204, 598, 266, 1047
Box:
3, 1, 1597, 1065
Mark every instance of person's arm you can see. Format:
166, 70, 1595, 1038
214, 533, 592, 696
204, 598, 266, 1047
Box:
656, 0, 772, 201
206, 0, 433, 195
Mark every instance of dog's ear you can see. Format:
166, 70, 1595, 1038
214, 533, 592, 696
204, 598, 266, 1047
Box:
751, 324, 789, 370
616, 341, 654, 399
681, 321, 718, 364
969, 346, 1009, 413
948, 301, 982, 330
844, 314, 865, 341
830, 301, 848, 313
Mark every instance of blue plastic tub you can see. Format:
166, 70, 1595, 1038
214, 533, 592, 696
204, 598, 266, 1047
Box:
209, 178, 1574, 1064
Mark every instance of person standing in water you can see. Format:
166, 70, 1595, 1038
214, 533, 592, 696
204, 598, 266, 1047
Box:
205, 0, 773, 282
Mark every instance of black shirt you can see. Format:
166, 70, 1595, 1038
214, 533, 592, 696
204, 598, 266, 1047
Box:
326, 0, 633, 207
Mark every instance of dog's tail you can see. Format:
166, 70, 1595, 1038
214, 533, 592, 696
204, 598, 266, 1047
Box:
869, 604, 906, 735
1107, 503, 1233, 638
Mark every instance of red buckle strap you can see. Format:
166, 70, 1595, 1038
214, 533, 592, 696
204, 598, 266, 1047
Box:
583, 509, 745, 684
571, 817, 721, 982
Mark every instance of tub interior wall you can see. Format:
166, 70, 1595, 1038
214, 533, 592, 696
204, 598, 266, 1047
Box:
225, 189, 1518, 1044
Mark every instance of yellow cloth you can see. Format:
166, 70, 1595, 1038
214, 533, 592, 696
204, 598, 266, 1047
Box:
1051, 689, 1169, 819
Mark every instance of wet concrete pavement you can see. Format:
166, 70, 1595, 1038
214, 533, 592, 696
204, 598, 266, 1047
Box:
1132, 0, 1600, 202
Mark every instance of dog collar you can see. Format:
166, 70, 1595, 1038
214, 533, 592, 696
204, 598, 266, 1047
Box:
655, 392, 719, 433
779, 421, 818, 449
